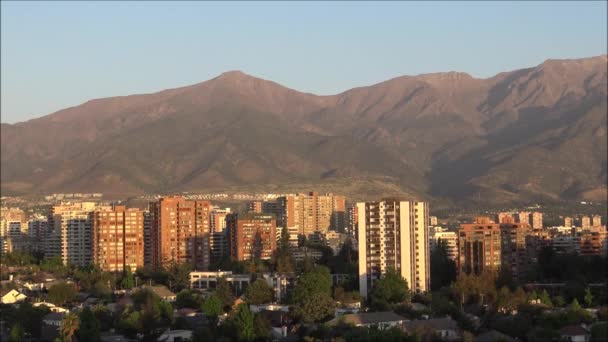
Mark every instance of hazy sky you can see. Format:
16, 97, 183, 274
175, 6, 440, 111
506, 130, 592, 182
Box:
1, 1, 606, 123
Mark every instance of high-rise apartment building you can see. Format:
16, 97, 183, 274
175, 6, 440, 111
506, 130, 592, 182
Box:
283, 192, 346, 236
227, 213, 277, 261
579, 226, 607, 256
458, 217, 501, 275
518, 212, 531, 225
143, 210, 152, 265
498, 213, 515, 224
149, 197, 212, 269
357, 199, 430, 298
28, 215, 49, 253
592, 215, 602, 227
532, 212, 543, 229
249, 200, 287, 227
499, 222, 531, 281
581, 216, 591, 229
429, 216, 438, 226
429, 227, 458, 261
92, 205, 145, 272
210, 207, 231, 233
47, 202, 102, 266
347, 205, 358, 239
564, 217, 574, 227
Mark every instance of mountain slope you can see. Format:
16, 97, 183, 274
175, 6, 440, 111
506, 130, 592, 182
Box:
2, 55, 606, 203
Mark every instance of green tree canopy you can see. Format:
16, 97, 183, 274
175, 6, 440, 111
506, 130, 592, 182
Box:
77, 307, 101, 342
292, 292, 336, 323
215, 278, 235, 311
233, 303, 255, 341
292, 265, 332, 305
245, 278, 274, 305
48, 281, 77, 306
370, 268, 411, 310
121, 266, 135, 289
430, 239, 457, 291
202, 293, 223, 319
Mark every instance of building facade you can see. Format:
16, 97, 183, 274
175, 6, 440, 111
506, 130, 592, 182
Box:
357, 199, 430, 298
458, 217, 501, 275
149, 197, 212, 269
429, 227, 458, 261
92, 205, 145, 272
531, 212, 543, 229
228, 213, 277, 261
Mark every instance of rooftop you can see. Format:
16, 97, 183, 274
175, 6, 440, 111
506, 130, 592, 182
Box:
328, 311, 406, 326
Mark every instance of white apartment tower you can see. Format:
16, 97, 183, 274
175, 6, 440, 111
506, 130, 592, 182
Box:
47, 202, 104, 266
357, 199, 430, 299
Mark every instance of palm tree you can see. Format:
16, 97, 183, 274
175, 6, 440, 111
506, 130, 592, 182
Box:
60, 313, 80, 342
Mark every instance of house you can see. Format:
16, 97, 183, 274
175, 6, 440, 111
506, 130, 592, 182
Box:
157, 329, 192, 342
327, 311, 407, 330
100, 333, 136, 342
559, 325, 590, 342
41, 312, 65, 341
142, 285, 176, 302
403, 317, 461, 341
475, 330, 517, 342
33, 301, 68, 313
1, 289, 26, 304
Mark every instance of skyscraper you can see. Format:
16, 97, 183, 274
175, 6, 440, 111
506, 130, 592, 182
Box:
518, 212, 531, 225
582, 216, 591, 229
357, 199, 430, 298
149, 197, 212, 269
92, 205, 145, 272
592, 215, 602, 227
283, 192, 346, 236
564, 217, 573, 227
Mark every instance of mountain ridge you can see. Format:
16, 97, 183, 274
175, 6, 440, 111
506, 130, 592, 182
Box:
1, 55, 606, 203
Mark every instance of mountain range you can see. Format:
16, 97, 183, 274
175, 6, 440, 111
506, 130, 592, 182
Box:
2, 55, 607, 204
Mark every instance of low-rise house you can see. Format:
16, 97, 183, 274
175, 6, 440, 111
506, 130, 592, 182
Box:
327, 311, 407, 330
403, 317, 461, 341
33, 301, 68, 313
143, 285, 176, 302
475, 330, 517, 342
1, 289, 26, 304
157, 329, 193, 342
559, 325, 590, 342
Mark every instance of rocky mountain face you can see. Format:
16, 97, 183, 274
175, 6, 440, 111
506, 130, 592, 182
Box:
2, 55, 606, 203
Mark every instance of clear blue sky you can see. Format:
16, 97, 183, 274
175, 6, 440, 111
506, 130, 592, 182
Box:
1, 1, 606, 123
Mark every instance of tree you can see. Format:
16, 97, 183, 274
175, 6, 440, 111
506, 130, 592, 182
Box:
233, 304, 255, 341
430, 239, 457, 291
292, 265, 332, 305
584, 288, 594, 307
554, 295, 566, 307
215, 278, 235, 311
570, 298, 581, 311
538, 289, 553, 307
60, 313, 80, 342
176, 289, 200, 309
8, 323, 24, 342
202, 293, 223, 319
168, 262, 193, 292
121, 266, 135, 289
292, 292, 335, 323
90, 280, 112, 299
253, 314, 271, 339
77, 307, 101, 342
370, 268, 411, 310
245, 278, 274, 304
48, 281, 77, 306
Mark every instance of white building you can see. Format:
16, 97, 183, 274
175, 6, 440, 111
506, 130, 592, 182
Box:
47, 202, 104, 266
429, 227, 458, 261
357, 199, 430, 298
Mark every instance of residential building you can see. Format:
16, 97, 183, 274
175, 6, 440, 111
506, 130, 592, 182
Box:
149, 197, 212, 269
210, 231, 229, 261
347, 205, 358, 239
458, 217, 501, 275
564, 217, 574, 227
357, 199, 430, 298
143, 210, 151, 265
429, 216, 438, 226
1, 289, 27, 304
47, 202, 102, 266
532, 212, 543, 229
28, 215, 49, 252
518, 212, 531, 225
328, 311, 407, 330
581, 216, 591, 229
291, 246, 323, 262
228, 213, 277, 261
429, 227, 458, 261
497, 212, 515, 224
210, 207, 231, 233
189, 271, 251, 295
403, 317, 461, 341
579, 226, 607, 256
260, 273, 297, 303
592, 215, 602, 227
92, 205, 145, 272
249, 200, 287, 227
499, 222, 531, 281
282, 192, 346, 236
